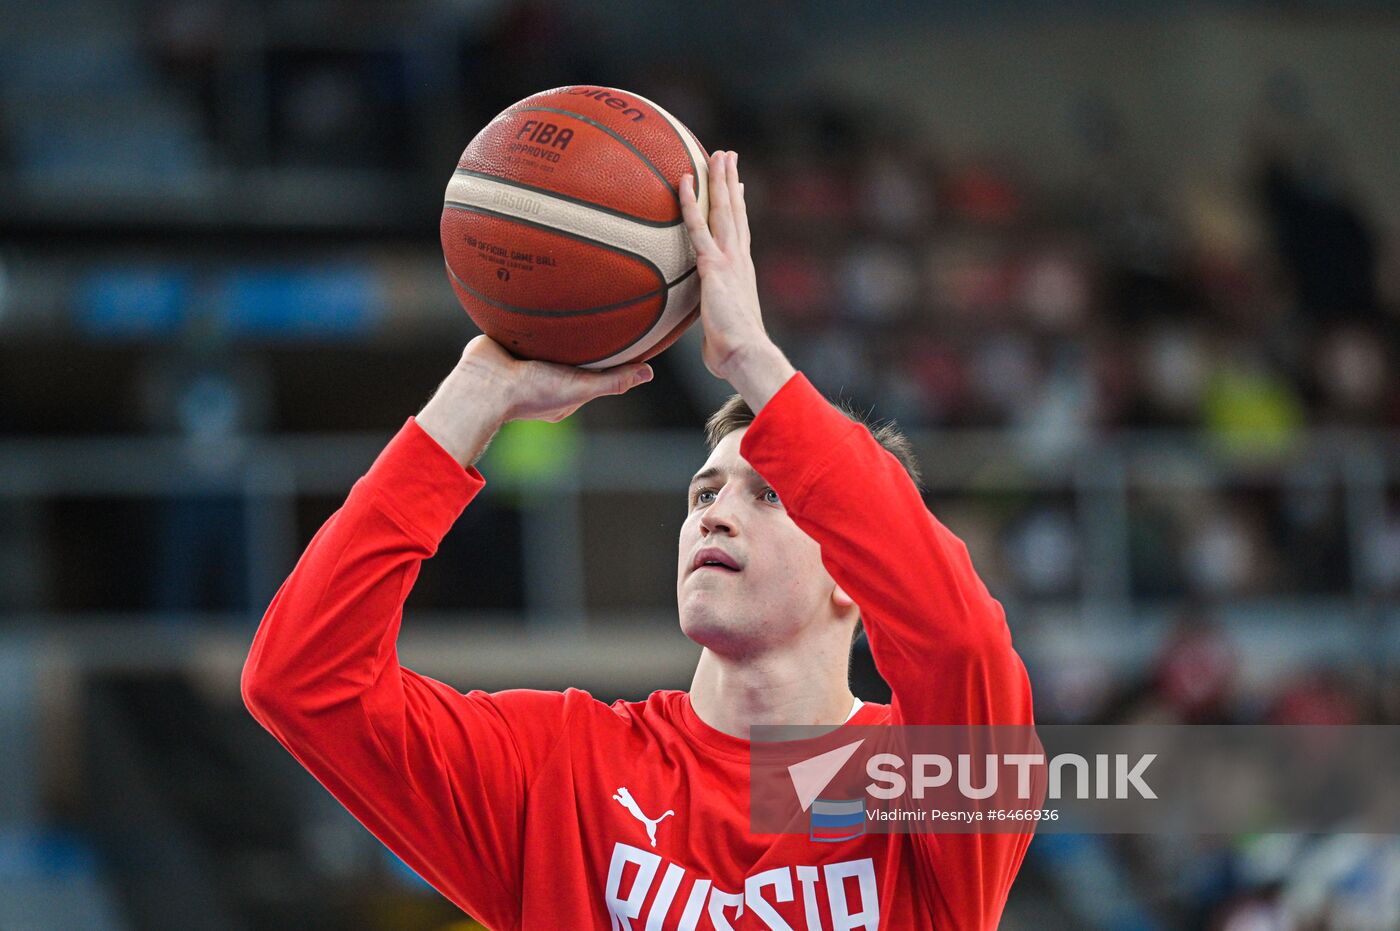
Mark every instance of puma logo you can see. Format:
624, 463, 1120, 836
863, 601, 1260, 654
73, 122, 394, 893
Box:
612, 786, 673, 848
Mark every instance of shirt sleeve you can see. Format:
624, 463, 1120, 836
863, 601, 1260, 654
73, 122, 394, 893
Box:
241, 417, 569, 930
739, 372, 1036, 930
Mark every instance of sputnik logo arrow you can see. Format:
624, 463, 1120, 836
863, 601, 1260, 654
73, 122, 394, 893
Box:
787, 739, 865, 811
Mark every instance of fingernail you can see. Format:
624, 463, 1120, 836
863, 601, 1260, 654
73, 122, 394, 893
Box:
638, 366, 653, 383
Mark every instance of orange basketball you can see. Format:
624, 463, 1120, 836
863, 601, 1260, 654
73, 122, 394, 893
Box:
441, 86, 709, 369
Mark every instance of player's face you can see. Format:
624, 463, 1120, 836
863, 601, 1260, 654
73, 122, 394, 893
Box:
676, 428, 842, 654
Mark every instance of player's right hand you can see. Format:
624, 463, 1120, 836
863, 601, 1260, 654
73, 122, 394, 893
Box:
417, 335, 653, 466
458, 334, 653, 424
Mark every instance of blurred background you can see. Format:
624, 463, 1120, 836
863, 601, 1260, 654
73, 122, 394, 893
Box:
2, 0, 1399, 928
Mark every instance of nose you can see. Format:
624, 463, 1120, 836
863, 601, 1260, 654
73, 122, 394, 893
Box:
698, 486, 740, 537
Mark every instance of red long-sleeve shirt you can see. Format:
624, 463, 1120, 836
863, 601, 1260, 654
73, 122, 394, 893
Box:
242, 371, 1035, 930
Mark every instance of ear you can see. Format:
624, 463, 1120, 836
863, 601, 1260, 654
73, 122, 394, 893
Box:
831, 583, 855, 610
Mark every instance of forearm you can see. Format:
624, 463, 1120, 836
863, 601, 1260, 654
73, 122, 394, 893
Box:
242, 420, 483, 723
415, 355, 512, 468
739, 374, 1033, 725
719, 339, 797, 414
798, 470, 1031, 725
245, 329, 646, 720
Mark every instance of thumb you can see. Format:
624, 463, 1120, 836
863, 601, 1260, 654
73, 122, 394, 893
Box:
608, 362, 653, 395
575, 361, 652, 401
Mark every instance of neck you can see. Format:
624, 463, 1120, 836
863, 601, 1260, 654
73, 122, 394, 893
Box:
687, 629, 857, 741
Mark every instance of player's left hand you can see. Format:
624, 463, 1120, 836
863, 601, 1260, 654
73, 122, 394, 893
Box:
680, 150, 773, 381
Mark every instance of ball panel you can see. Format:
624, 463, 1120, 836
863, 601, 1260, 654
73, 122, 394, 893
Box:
445, 171, 698, 283
447, 273, 666, 366
636, 306, 699, 363
624, 87, 711, 185
577, 267, 700, 370
441, 208, 662, 311
458, 109, 683, 224
512, 86, 699, 195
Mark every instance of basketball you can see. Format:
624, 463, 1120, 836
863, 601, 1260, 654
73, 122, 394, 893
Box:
440, 86, 710, 369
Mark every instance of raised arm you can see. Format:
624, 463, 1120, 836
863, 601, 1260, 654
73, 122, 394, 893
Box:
680, 150, 1031, 725
740, 371, 1034, 929
683, 149, 1034, 930
240, 335, 652, 926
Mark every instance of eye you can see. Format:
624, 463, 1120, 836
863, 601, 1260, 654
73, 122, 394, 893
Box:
692, 488, 717, 506
762, 488, 781, 506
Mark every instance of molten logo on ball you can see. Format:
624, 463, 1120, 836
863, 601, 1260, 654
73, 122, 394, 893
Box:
565, 87, 646, 122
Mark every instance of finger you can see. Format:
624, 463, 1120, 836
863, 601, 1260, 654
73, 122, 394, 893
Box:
526, 359, 651, 414
727, 153, 749, 251
549, 362, 650, 413
707, 150, 737, 249
679, 171, 717, 255
737, 183, 750, 251
623, 362, 653, 392
595, 362, 653, 397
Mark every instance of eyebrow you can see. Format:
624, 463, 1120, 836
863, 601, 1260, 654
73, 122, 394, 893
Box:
687, 465, 762, 489
688, 466, 723, 488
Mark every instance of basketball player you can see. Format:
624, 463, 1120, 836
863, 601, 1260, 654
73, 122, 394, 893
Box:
243, 150, 1035, 929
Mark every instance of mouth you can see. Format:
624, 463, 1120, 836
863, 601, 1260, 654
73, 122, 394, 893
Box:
691, 547, 742, 574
